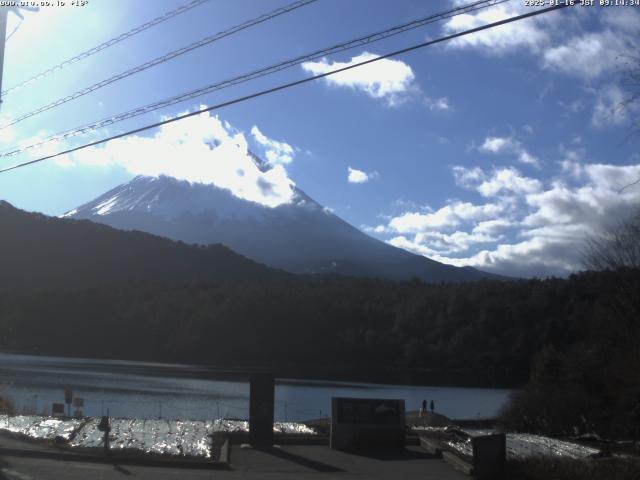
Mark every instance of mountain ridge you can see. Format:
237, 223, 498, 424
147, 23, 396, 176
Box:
0, 199, 284, 289
65, 174, 505, 283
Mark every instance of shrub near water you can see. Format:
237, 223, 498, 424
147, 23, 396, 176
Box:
500, 340, 640, 439
0, 396, 15, 415
500, 266, 640, 440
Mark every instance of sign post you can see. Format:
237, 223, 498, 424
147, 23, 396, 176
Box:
330, 397, 405, 451
52, 403, 65, 416
64, 389, 73, 417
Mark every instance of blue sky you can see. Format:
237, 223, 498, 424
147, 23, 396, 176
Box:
0, 0, 639, 277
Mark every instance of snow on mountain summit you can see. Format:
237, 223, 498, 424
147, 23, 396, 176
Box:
64, 174, 317, 222
65, 173, 500, 282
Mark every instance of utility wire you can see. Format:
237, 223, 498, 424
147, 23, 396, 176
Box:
1, 0, 211, 97
0, 0, 509, 159
0, 0, 317, 130
6, 18, 23, 43
0, 2, 573, 175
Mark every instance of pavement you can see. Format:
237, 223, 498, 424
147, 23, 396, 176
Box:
0, 435, 468, 480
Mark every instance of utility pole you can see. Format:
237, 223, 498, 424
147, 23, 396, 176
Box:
0, 6, 39, 108
0, 8, 9, 103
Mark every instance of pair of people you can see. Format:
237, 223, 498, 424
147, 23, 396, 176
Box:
420, 399, 434, 415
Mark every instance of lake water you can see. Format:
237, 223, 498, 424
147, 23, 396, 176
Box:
0, 353, 512, 421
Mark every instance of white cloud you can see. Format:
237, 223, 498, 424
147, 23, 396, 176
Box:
388, 235, 441, 257
417, 230, 497, 254
543, 30, 629, 80
442, 5, 630, 81
362, 224, 388, 234
389, 201, 502, 234
602, 8, 640, 32
250, 126, 295, 165
424, 96, 452, 112
478, 168, 542, 197
348, 167, 377, 184
452, 165, 485, 188
454, 165, 542, 198
591, 84, 634, 128
385, 160, 640, 277
389, 229, 497, 257
480, 137, 509, 153
301, 52, 417, 106
473, 219, 512, 235
480, 136, 540, 167
431, 236, 580, 278
442, 2, 547, 54
61, 110, 296, 208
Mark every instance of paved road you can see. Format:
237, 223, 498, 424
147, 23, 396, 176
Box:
0, 444, 467, 480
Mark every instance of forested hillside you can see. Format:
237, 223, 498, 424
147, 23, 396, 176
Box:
1, 269, 637, 391
0, 200, 284, 288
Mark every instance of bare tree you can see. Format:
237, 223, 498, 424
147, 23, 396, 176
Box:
584, 211, 640, 271
620, 54, 640, 133
616, 54, 640, 192
583, 212, 640, 348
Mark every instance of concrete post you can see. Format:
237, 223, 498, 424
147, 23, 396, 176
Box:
249, 372, 274, 446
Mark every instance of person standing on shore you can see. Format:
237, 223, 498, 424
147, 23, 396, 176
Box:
430, 400, 435, 413
421, 399, 427, 417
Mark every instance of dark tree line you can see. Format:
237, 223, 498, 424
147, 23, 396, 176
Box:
1, 269, 637, 393
501, 213, 640, 439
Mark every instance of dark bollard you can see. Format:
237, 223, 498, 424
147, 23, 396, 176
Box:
98, 415, 111, 456
249, 373, 274, 446
472, 433, 506, 480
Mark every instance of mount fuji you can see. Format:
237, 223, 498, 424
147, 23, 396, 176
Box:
64, 174, 499, 282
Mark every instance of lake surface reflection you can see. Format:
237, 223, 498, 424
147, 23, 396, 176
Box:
0, 353, 512, 421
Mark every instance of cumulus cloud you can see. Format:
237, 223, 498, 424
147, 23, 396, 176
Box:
473, 219, 512, 235
389, 201, 503, 234
442, 2, 548, 54
480, 136, 540, 167
543, 30, 630, 80
452, 165, 485, 188
429, 236, 581, 279
478, 168, 543, 197
424, 96, 452, 112
383, 160, 640, 277
59, 110, 296, 208
453, 165, 542, 197
417, 230, 497, 254
251, 126, 295, 165
591, 84, 635, 128
348, 167, 377, 184
301, 52, 417, 106
442, 3, 630, 81
602, 7, 640, 32
388, 230, 498, 258
362, 224, 388, 234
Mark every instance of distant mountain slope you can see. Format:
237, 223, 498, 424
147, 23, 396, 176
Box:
0, 200, 283, 289
65, 175, 503, 282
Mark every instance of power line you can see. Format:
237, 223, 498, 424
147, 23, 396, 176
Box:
0, 0, 318, 130
0, 2, 572, 175
0, 0, 509, 159
1, 0, 211, 97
